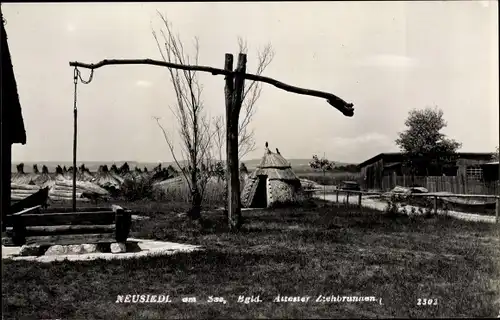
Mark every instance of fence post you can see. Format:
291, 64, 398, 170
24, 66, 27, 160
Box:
358, 193, 362, 208
433, 196, 438, 215
336, 190, 339, 207
346, 192, 350, 206
496, 198, 499, 224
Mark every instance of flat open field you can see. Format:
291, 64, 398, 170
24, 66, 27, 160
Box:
3, 199, 499, 319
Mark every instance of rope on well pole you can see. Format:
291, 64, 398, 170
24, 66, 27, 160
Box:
72, 67, 94, 212
72, 67, 78, 212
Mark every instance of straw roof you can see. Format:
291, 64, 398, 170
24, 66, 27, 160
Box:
249, 147, 300, 181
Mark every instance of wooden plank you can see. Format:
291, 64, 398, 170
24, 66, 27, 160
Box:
23, 233, 116, 246
12, 205, 41, 216
6, 224, 115, 237
496, 198, 499, 224
11, 211, 115, 226
43, 207, 110, 213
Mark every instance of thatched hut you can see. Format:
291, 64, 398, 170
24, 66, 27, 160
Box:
241, 146, 304, 208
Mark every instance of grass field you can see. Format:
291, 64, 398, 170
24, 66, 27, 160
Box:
2, 199, 499, 319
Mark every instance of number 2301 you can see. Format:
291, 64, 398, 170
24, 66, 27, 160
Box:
417, 298, 438, 306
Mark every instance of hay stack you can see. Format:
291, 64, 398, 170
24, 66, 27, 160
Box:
109, 164, 125, 184
92, 165, 122, 190
54, 165, 67, 181
32, 165, 56, 187
11, 163, 35, 184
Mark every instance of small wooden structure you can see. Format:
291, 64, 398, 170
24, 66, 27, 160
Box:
241, 145, 304, 208
1, 11, 27, 230
3, 205, 131, 246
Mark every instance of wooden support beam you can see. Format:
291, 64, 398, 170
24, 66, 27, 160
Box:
496, 198, 499, 224
11, 211, 115, 226
226, 53, 246, 230
433, 196, 438, 215
114, 206, 131, 242
6, 224, 116, 237
69, 56, 355, 230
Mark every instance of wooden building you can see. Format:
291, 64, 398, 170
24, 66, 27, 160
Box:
1, 11, 27, 229
358, 152, 494, 190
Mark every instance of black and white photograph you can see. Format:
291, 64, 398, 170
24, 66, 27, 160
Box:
1, 1, 499, 318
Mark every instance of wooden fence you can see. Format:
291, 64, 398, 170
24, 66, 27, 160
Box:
327, 189, 500, 224
380, 175, 499, 195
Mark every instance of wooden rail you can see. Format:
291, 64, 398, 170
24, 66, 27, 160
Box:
313, 189, 500, 224
4, 205, 132, 246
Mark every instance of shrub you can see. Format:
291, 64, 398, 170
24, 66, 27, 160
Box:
120, 177, 156, 201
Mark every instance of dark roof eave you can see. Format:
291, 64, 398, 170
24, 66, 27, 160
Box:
1, 13, 27, 145
357, 152, 401, 169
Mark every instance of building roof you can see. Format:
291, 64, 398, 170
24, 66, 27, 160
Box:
358, 152, 495, 169
357, 153, 402, 168
1, 13, 26, 144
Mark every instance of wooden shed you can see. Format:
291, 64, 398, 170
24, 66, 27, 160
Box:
1, 11, 27, 229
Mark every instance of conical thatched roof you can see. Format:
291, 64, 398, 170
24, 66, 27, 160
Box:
249, 147, 300, 181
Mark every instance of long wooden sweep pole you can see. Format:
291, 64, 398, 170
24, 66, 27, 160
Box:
69, 58, 354, 228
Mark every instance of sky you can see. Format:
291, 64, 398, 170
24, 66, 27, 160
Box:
2, 1, 498, 164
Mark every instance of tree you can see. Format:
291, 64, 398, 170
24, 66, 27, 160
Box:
309, 154, 334, 202
152, 12, 215, 220
395, 107, 462, 177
